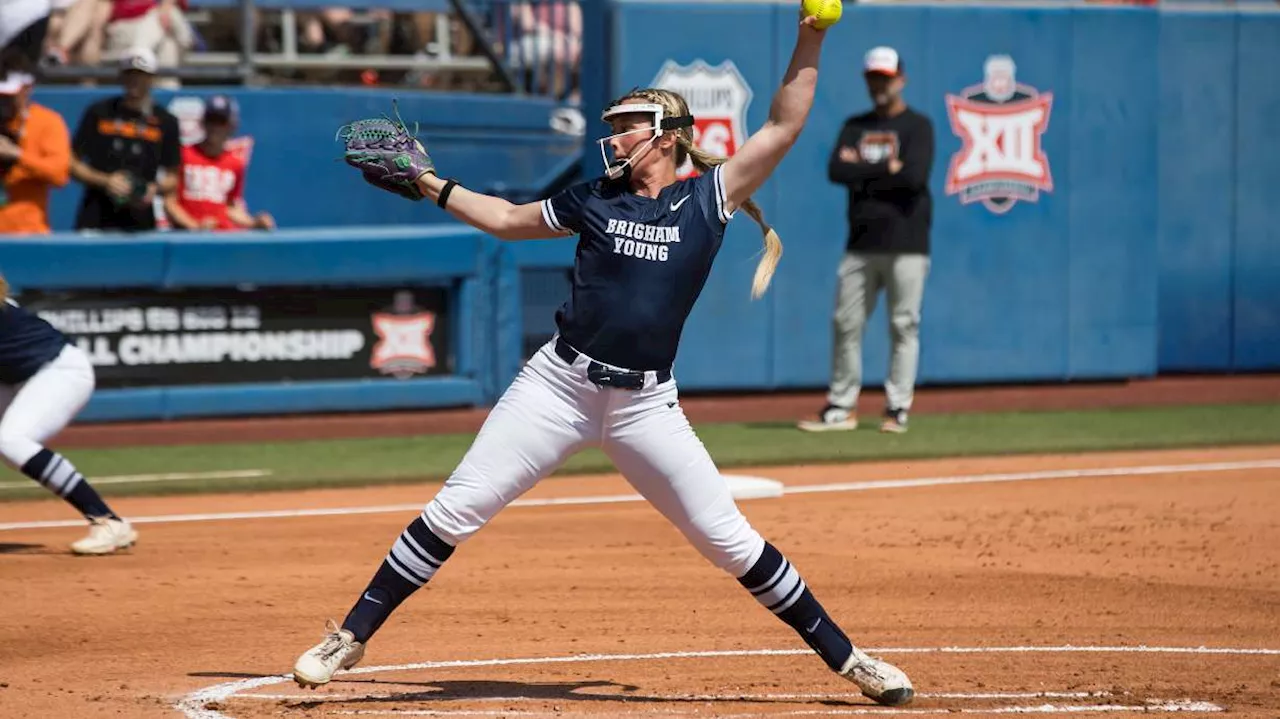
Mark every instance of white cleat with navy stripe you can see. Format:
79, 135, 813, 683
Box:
839, 646, 915, 706
70, 517, 137, 555
293, 620, 366, 688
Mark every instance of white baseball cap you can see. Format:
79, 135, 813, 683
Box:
864, 46, 902, 77
119, 47, 158, 74
0, 72, 34, 95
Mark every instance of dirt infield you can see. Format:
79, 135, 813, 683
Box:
1, 446, 1277, 718
54, 373, 1280, 449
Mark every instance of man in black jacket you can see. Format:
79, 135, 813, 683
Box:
799, 46, 934, 434
69, 47, 180, 232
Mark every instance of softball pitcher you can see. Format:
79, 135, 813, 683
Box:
293, 5, 913, 706
0, 274, 137, 554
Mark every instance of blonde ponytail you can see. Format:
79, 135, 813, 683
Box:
0, 274, 8, 304
683, 140, 783, 299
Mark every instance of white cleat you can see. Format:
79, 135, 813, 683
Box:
293, 620, 365, 688
839, 646, 915, 706
70, 517, 138, 555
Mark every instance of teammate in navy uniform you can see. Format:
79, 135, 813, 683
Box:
294, 5, 915, 706
0, 274, 137, 554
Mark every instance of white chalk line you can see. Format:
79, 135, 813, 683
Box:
707, 703, 1224, 716
321, 702, 1224, 717
176, 645, 1277, 719
0, 469, 271, 491
7, 458, 1280, 532
235, 690, 1113, 703
780, 459, 1280, 495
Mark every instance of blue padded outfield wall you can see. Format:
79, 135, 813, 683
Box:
4, 2, 1278, 421
1156, 9, 1280, 372
588, 1, 1279, 387
1, 230, 498, 421
29, 88, 580, 230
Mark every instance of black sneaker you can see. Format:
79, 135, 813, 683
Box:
880, 408, 908, 434
797, 404, 858, 432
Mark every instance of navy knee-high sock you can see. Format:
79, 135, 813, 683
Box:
737, 542, 854, 672
21, 449, 117, 520
342, 514, 455, 643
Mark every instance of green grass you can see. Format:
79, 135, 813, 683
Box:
2, 402, 1278, 502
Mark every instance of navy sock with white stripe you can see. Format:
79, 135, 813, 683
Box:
738, 542, 854, 672
21, 449, 117, 520
342, 514, 455, 643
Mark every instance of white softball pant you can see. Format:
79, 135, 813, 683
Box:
424, 338, 767, 577
0, 344, 96, 468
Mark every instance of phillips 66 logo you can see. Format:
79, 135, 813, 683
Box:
945, 55, 1053, 214
651, 59, 753, 180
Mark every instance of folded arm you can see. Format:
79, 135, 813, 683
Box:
865, 120, 933, 194
827, 139, 891, 186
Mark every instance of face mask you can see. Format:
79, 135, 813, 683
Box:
596, 101, 694, 183
598, 125, 659, 183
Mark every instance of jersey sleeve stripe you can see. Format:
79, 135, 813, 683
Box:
713, 165, 735, 224
540, 198, 566, 233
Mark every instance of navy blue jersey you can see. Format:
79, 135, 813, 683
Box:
0, 299, 70, 385
541, 165, 735, 370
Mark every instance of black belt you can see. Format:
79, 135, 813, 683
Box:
555, 337, 671, 390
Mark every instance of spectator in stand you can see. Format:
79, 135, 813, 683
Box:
510, 0, 581, 101
43, 0, 112, 70
165, 95, 274, 232
1, 0, 56, 65
0, 49, 71, 235
69, 47, 180, 232
102, 0, 193, 87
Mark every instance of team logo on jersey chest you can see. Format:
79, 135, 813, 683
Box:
605, 218, 681, 263
650, 59, 753, 180
944, 55, 1053, 214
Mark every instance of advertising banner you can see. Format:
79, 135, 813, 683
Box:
23, 287, 451, 387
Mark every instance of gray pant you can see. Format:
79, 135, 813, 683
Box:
827, 252, 930, 412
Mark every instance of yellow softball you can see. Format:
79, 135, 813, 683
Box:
802, 0, 842, 30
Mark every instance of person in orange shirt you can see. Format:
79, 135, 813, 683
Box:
0, 51, 70, 236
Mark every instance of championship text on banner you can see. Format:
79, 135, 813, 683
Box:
22, 287, 451, 387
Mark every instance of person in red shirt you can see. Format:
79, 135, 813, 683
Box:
165, 94, 274, 232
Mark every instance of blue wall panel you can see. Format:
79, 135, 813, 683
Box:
163, 226, 488, 287
1156, 12, 1237, 371
919, 7, 1077, 383
768, 4, 932, 390
1067, 9, 1159, 378
0, 237, 170, 290
1232, 14, 1280, 370
657, 3, 1164, 389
